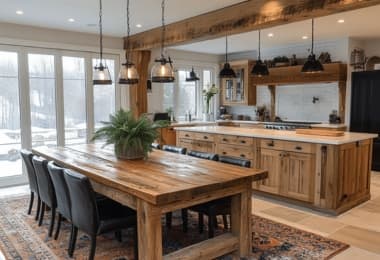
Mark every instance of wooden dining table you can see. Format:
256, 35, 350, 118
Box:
33, 144, 267, 260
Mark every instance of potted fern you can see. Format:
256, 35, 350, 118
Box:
92, 109, 169, 159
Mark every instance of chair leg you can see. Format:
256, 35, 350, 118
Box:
38, 202, 45, 226
198, 213, 204, 234
54, 213, 62, 240
89, 236, 97, 260
133, 226, 138, 260
214, 216, 218, 228
208, 212, 215, 238
68, 225, 78, 258
223, 215, 229, 229
27, 191, 34, 215
48, 207, 56, 237
181, 209, 188, 233
115, 230, 122, 242
35, 196, 41, 221
165, 212, 172, 228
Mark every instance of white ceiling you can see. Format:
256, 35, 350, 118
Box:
0, 0, 246, 36
0, 1, 380, 54
172, 5, 380, 54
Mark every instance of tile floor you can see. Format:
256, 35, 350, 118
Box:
1, 172, 379, 259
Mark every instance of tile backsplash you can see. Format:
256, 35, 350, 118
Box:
226, 83, 339, 122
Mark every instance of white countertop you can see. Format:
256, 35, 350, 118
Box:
175, 126, 378, 145
170, 121, 216, 127
310, 123, 347, 129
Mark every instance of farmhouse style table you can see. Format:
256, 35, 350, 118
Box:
33, 144, 267, 260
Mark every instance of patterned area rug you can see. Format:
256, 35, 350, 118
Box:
0, 196, 349, 259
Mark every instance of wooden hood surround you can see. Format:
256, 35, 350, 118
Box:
126, 0, 380, 116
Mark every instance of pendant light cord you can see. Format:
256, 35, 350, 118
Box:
125, 0, 131, 63
258, 30, 261, 60
225, 35, 228, 63
161, 0, 166, 59
99, 0, 103, 63
311, 18, 314, 55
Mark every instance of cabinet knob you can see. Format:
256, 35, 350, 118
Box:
295, 146, 302, 150
240, 154, 245, 158
203, 136, 208, 139
222, 152, 227, 155
222, 138, 227, 142
267, 141, 274, 147
240, 140, 246, 144
185, 134, 189, 137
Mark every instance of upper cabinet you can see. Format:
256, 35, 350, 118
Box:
220, 60, 256, 106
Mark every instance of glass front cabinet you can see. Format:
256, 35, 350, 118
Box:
220, 60, 256, 106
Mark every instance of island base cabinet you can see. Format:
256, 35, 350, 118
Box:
255, 148, 282, 194
282, 152, 315, 202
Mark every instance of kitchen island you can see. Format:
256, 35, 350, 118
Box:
176, 126, 378, 214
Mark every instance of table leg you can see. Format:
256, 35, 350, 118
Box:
230, 185, 252, 257
137, 199, 163, 260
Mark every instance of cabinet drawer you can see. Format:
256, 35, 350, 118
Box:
283, 141, 314, 154
218, 144, 254, 159
178, 131, 194, 139
193, 132, 215, 142
260, 139, 286, 150
218, 135, 253, 146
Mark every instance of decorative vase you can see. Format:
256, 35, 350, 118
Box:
114, 144, 144, 160
202, 113, 213, 122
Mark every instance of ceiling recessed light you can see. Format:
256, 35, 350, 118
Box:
136, 24, 142, 28
68, 18, 75, 22
16, 10, 24, 15
337, 19, 345, 24
302, 35, 308, 40
267, 33, 274, 37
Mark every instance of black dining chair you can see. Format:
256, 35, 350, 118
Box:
151, 143, 161, 149
162, 145, 186, 154
185, 155, 251, 238
32, 156, 57, 237
64, 169, 138, 260
20, 150, 41, 220
47, 162, 73, 244
187, 150, 219, 161
162, 145, 187, 229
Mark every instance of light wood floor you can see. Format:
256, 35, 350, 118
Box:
1, 172, 379, 259
254, 171, 380, 259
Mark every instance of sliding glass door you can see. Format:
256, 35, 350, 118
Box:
0, 51, 23, 184
0, 45, 121, 187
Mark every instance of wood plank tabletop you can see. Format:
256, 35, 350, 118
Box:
33, 144, 267, 205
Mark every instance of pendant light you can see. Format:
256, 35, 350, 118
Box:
301, 19, 324, 73
151, 0, 175, 83
219, 35, 236, 78
93, 0, 112, 85
251, 30, 269, 77
186, 67, 200, 82
118, 0, 139, 85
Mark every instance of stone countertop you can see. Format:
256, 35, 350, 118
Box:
310, 123, 347, 129
174, 126, 377, 145
216, 120, 262, 124
169, 121, 216, 127
217, 120, 347, 128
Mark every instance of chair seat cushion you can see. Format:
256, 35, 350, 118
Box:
190, 197, 231, 216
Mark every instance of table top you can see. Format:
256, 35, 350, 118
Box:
33, 144, 267, 206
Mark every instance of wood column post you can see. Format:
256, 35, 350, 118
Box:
268, 85, 276, 121
338, 81, 346, 123
129, 50, 151, 118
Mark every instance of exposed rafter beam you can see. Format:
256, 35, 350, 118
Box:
126, 0, 380, 50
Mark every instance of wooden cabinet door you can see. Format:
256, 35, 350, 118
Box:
256, 148, 282, 194
282, 152, 315, 202
336, 140, 372, 208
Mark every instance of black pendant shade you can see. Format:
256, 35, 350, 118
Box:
251, 60, 269, 77
302, 19, 324, 73
186, 67, 200, 82
220, 36, 236, 78
251, 30, 269, 77
220, 62, 236, 78
301, 54, 324, 73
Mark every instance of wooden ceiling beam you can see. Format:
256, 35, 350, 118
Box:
126, 0, 380, 51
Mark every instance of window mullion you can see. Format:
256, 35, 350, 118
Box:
55, 54, 65, 146
86, 55, 94, 143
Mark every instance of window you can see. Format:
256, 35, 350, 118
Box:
93, 59, 115, 129
63, 56, 87, 145
160, 67, 215, 120
28, 54, 57, 147
0, 51, 22, 178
